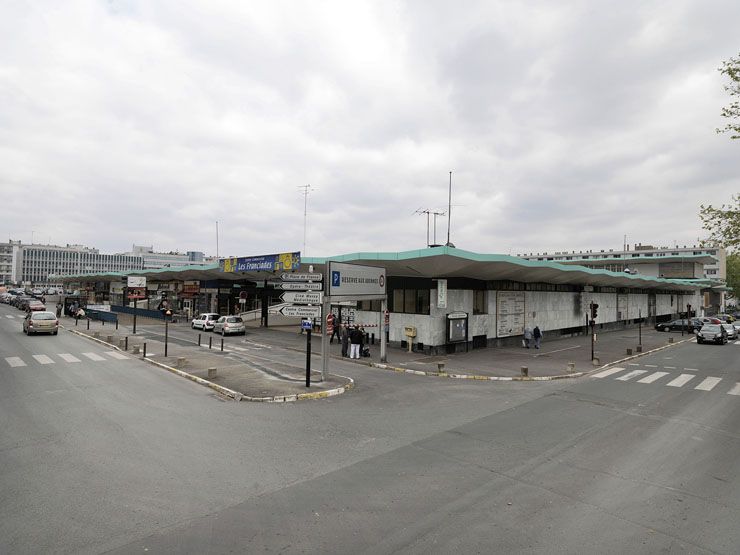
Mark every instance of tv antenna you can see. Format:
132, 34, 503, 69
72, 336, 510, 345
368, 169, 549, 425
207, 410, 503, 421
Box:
414, 208, 446, 247
298, 184, 315, 255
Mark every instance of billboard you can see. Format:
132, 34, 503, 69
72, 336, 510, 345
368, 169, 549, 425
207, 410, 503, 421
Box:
220, 252, 301, 273
127, 276, 146, 288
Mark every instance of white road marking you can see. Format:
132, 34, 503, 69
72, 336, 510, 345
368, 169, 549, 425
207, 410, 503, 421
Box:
627, 363, 640, 366
728, 383, 740, 396
684, 368, 699, 372
616, 370, 648, 381
105, 351, 128, 360
5, 314, 15, 319
81, 352, 106, 361
664, 366, 676, 369
32, 354, 54, 365
695, 377, 722, 391
592, 367, 626, 379
644, 364, 658, 368
58, 353, 81, 363
5, 357, 26, 367
667, 374, 695, 388
638, 371, 670, 384
735, 341, 740, 345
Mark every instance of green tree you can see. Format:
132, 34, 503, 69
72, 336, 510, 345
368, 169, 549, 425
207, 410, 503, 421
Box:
699, 195, 740, 252
717, 53, 740, 139
726, 253, 740, 301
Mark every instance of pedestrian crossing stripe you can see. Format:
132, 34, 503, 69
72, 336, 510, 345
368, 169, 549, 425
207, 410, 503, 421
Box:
593, 367, 738, 396
3, 352, 127, 366
666, 374, 695, 387
729, 384, 740, 396
592, 367, 626, 379
5, 315, 15, 319
616, 370, 647, 381
695, 377, 721, 391
638, 371, 669, 384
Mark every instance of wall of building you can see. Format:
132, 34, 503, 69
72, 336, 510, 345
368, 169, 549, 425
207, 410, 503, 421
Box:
356, 287, 703, 353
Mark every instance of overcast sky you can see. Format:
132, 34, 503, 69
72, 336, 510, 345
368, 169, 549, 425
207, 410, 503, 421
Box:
1, 0, 738, 260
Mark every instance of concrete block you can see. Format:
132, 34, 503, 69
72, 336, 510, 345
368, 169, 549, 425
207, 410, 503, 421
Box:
176, 357, 186, 368
636, 345, 643, 352
119, 339, 126, 349
207, 367, 217, 379
592, 357, 600, 366
626, 348, 633, 356
668, 337, 674, 343
132, 345, 140, 354
93, 331, 100, 339
567, 362, 575, 373
520, 366, 528, 377
107, 335, 114, 344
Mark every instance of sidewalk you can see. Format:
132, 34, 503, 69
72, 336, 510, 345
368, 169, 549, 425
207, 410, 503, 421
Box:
61, 316, 353, 402
64, 314, 691, 394
249, 321, 692, 379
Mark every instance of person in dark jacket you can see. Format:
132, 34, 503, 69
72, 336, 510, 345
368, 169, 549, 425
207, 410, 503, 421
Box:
340, 324, 350, 357
533, 325, 542, 349
349, 325, 363, 359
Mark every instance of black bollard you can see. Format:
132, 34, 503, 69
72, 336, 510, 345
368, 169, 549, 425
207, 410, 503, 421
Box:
198, 333, 201, 346
125, 336, 128, 351
220, 338, 224, 352
116, 319, 119, 331
209, 336, 212, 349
371, 333, 375, 345
87, 319, 90, 330
143, 342, 147, 358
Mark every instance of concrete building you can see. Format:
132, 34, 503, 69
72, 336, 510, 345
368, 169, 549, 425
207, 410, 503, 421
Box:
58, 247, 709, 355
517, 244, 726, 281
128, 245, 211, 269
0, 240, 21, 285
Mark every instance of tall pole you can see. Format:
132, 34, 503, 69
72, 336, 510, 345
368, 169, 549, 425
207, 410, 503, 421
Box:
447, 171, 452, 246
298, 184, 313, 255
215, 220, 219, 259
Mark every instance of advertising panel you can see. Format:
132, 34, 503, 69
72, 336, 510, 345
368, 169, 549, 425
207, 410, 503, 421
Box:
496, 290, 525, 337
437, 279, 448, 309
220, 252, 301, 273
127, 276, 146, 288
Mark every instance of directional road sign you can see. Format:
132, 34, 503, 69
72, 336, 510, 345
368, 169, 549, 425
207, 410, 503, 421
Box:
281, 273, 323, 282
281, 291, 323, 304
275, 282, 323, 291
280, 305, 321, 318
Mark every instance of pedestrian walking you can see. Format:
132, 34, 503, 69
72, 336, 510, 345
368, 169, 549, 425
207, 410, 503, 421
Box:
349, 325, 363, 359
340, 324, 350, 357
56, 301, 62, 318
523, 325, 532, 348
327, 312, 339, 343
533, 325, 542, 349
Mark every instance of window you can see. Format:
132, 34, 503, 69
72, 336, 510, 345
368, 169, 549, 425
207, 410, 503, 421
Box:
473, 290, 487, 314
392, 288, 429, 314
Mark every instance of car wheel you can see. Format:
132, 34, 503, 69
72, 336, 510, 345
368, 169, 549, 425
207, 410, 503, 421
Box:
697, 338, 703, 344
53, 331, 58, 335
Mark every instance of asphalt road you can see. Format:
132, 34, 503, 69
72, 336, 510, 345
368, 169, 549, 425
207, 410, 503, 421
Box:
2, 301, 739, 554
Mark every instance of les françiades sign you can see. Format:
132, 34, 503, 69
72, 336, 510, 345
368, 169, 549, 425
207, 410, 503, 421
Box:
220, 252, 301, 273
328, 262, 386, 300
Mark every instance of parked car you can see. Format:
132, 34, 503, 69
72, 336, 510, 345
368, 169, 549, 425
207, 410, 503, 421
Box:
28, 300, 46, 312
696, 324, 728, 345
721, 323, 738, 340
699, 317, 722, 326
191, 313, 221, 331
654, 319, 701, 332
213, 315, 246, 336
22, 311, 59, 335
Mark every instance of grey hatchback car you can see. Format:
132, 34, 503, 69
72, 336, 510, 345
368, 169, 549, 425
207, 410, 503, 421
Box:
213, 316, 246, 336
23, 311, 59, 335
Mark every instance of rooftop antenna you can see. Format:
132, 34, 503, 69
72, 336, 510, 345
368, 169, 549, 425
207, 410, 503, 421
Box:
298, 184, 314, 255
446, 171, 452, 246
216, 221, 219, 258
414, 208, 432, 247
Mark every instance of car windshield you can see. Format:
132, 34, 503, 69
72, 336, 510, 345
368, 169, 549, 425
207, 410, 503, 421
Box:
32, 312, 56, 320
228, 317, 241, 323
702, 325, 721, 332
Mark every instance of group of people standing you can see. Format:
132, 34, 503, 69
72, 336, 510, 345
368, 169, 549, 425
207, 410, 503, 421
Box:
523, 325, 542, 349
327, 313, 367, 359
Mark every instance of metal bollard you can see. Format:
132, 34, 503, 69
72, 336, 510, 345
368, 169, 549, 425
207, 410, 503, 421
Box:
125, 336, 128, 351
101, 320, 104, 326
220, 338, 224, 352
116, 320, 119, 331
87, 319, 90, 330
207, 367, 217, 379
198, 333, 201, 346
143, 342, 147, 358
209, 336, 212, 349
371, 333, 375, 345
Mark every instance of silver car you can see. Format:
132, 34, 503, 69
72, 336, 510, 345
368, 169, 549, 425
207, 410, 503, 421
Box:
23, 311, 59, 335
721, 323, 738, 340
191, 313, 221, 331
213, 316, 246, 336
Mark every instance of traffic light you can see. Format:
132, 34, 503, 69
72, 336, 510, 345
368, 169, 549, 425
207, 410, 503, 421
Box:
591, 303, 599, 319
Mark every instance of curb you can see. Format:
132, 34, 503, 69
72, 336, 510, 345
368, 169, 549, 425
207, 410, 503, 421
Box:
62, 326, 354, 403
352, 336, 692, 382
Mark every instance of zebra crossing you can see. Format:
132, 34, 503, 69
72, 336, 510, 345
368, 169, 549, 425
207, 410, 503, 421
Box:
592, 365, 739, 395
4, 351, 128, 367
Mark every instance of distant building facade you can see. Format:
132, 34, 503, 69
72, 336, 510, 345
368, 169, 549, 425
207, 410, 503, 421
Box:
128, 245, 210, 269
518, 243, 726, 281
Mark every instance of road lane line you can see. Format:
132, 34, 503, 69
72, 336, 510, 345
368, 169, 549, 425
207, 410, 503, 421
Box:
616, 370, 648, 381
627, 363, 640, 366
728, 383, 740, 396
667, 374, 695, 388
684, 368, 699, 372
32, 354, 54, 365
81, 352, 106, 361
695, 377, 722, 391
58, 353, 81, 363
5, 357, 26, 367
644, 364, 658, 368
4, 314, 14, 319
105, 351, 128, 360
664, 366, 676, 369
592, 367, 626, 379
638, 371, 670, 384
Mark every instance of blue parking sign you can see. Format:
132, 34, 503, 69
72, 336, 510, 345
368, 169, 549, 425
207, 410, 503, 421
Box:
332, 271, 341, 287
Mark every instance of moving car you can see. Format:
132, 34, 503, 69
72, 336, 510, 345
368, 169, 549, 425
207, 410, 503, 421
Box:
213, 316, 246, 336
654, 319, 701, 332
22, 311, 59, 335
191, 313, 221, 331
696, 324, 727, 345
721, 323, 738, 340
28, 300, 46, 311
